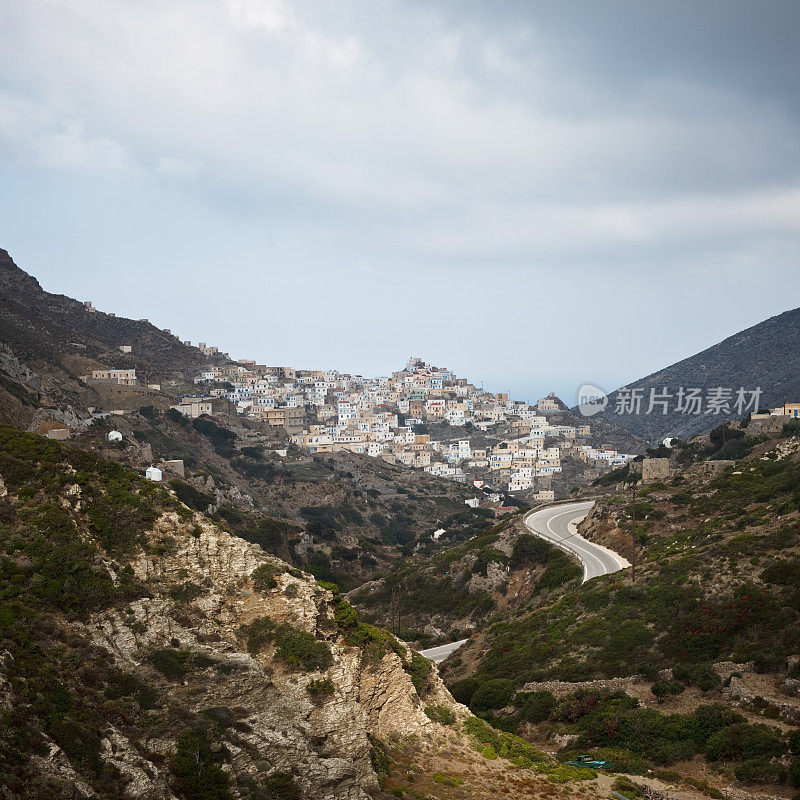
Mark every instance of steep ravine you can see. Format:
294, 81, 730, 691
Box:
81, 510, 465, 799
0, 426, 612, 799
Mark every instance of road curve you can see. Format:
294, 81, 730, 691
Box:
523, 501, 629, 582
418, 638, 469, 663
420, 502, 625, 662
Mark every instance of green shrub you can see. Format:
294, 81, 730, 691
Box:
509, 535, 551, 569
251, 563, 278, 593
432, 772, 463, 786
697, 668, 722, 693
761, 559, 800, 586
170, 724, 232, 800
691, 704, 746, 746
240, 446, 263, 460
86, 480, 160, 554
263, 772, 302, 799
239, 616, 333, 672
471, 546, 508, 576
425, 704, 457, 726
238, 517, 297, 553
517, 690, 557, 724
651, 680, 685, 703
537, 550, 582, 592
612, 776, 644, 799
705, 723, 786, 761
789, 755, 800, 788
169, 581, 204, 604
368, 734, 391, 778
448, 677, 480, 706
463, 717, 549, 768
170, 480, 214, 512
470, 678, 515, 712
192, 417, 236, 457
333, 599, 404, 663
151, 648, 194, 680
300, 504, 363, 538
405, 651, 432, 695
306, 677, 335, 702
734, 758, 787, 784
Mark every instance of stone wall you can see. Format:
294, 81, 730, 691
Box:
641, 458, 670, 482
521, 677, 637, 696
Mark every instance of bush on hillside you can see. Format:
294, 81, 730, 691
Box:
170, 723, 231, 800
170, 479, 214, 512
509, 535, 551, 569
239, 616, 332, 672
448, 678, 480, 706
734, 758, 787, 784
470, 678, 515, 712
705, 723, 785, 761
251, 563, 278, 592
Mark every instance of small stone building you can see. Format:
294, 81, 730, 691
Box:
641, 457, 670, 482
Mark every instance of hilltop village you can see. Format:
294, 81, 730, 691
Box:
163, 355, 638, 502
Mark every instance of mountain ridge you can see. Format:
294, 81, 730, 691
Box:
587, 306, 800, 443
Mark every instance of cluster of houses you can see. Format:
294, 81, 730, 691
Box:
176, 356, 637, 499
754, 403, 800, 419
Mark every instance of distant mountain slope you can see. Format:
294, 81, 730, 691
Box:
591, 307, 800, 443
0, 248, 219, 374
0, 248, 229, 422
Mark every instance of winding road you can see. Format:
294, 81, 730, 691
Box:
523, 500, 629, 582
419, 638, 469, 663
420, 501, 627, 663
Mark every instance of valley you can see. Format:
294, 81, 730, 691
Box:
0, 250, 799, 800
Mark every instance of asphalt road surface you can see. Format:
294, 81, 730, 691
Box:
523, 501, 628, 582
419, 638, 469, 663
420, 502, 625, 663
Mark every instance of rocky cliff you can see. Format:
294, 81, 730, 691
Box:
0, 424, 592, 800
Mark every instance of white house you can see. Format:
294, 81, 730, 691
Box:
145, 466, 163, 482
107, 430, 123, 443
465, 498, 480, 508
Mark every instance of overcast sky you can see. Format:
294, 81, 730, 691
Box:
1, 0, 799, 402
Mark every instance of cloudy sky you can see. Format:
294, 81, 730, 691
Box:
1, 0, 799, 402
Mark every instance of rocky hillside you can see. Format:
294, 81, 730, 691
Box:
0, 424, 614, 799
589, 306, 800, 444
0, 248, 228, 428
65, 407, 494, 593
0, 248, 496, 593
350, 512, 582, 649
441, 418, 800, 799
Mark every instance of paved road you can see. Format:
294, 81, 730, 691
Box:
419, 638, 469, 663
419, 502, 624, 663
524, 501, 628, 582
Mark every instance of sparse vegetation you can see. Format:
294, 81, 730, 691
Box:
239, 616, 333, 672
251, 563, 279, 592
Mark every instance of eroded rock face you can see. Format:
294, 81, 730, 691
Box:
467, 561, 508, 595
78, 512, 466, 800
